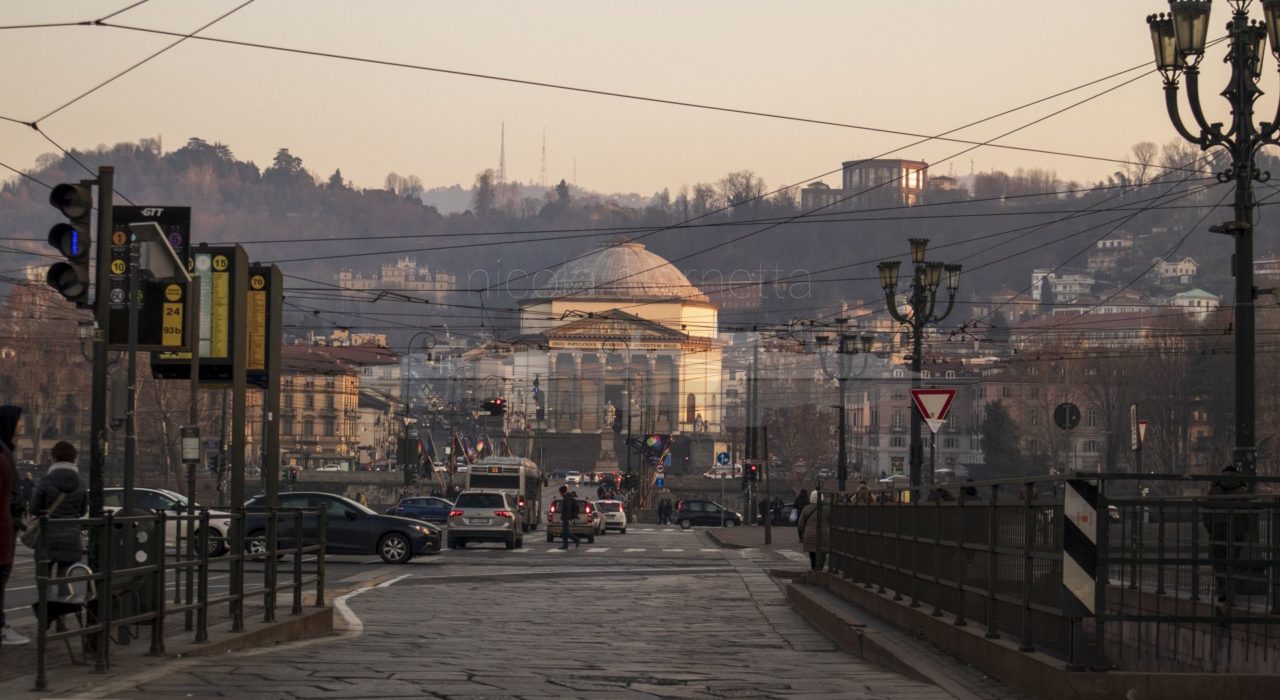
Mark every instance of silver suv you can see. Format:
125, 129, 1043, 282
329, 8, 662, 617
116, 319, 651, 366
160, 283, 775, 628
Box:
447, 490, 524, 550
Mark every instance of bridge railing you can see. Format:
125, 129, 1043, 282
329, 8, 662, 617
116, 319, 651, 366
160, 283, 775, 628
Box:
819, 474, 1280, 673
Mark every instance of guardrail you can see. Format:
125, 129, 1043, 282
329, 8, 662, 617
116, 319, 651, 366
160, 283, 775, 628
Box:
819, 474, 1280, 673
32, 507, 326, 691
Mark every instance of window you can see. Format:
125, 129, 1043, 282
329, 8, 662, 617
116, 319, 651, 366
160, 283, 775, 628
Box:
326, 394, 335, 410
944, 437, 958, 449
890, 436, 905, 448
283, 420, 293, 436
303, 420, 315, 436
324, 418, 336, 436
1087, 407, 1099, 428
1084, 440, 1100, 452
686, 394, 697, 424
305, 393, 315, 410
970, 436, 981, 450
1001, 387, 1012, 398
946, 370, 956, 378
892, 411, 903, 430
892, 386, 906, 400
60, 415, 76, 436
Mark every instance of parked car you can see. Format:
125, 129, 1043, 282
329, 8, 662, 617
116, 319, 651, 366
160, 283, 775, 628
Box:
243, 492, 441, 564
565, 471, 582, 485
103, 487, 231, 557
595, 499, 627, 533
546, 497, 598, 543
447, 490, 523, 550
550, 469, 567, 479
674, 499, 743, 529
386, 496, 454, 524
315, 463, 348, 472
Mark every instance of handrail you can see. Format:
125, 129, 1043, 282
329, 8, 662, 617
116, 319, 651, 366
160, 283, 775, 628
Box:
32, 506, 328, 691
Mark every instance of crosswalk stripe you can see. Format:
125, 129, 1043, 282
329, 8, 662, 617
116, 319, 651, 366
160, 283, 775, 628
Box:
663, 548, 684, 552
624, 548, 645, 552
586, 547, 608, 553
700, 548, 720, 552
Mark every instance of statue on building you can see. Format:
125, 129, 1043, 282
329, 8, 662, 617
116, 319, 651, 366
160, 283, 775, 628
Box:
604, 401, 618, 431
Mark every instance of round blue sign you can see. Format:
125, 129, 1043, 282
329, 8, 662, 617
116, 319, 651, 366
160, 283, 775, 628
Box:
716, 451, 730, 465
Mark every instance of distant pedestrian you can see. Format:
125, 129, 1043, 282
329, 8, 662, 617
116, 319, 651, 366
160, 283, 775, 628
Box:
0, 405, 27, 645
797, 499, 822, 570
31, 441, 88, 599
757, 498, 769, 526
356, 492, 369, 507
558, 485, 581, 550
854, 480, 873, 505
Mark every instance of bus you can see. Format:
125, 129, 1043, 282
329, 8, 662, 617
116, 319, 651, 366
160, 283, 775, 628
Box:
458, 456, 543, 531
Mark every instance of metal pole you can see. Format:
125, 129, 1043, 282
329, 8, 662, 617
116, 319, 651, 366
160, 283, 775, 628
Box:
229, 247, 248, 633
910, 289, 924, 490
764, 425, 772, 545
183, 279, 201, 631
89, 166, 113, 524
118, 233, 141, 645
838, 377, 848, 492
1229, 13, 1257, 477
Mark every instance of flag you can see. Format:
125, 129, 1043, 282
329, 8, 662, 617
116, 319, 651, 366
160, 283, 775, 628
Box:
423, 432, 438, 463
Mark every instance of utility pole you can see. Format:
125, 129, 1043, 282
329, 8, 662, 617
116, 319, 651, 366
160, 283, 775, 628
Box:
763, 425, 771, 545
89, 167, 113, 521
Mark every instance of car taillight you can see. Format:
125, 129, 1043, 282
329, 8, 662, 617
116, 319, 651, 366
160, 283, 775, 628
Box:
449, 509, 464, 518
517, 496, 526, 507
494, 510, 514, 518
549, 502, 557, 512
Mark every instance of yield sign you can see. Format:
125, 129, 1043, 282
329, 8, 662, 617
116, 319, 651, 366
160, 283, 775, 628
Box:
911, 388, 956, 434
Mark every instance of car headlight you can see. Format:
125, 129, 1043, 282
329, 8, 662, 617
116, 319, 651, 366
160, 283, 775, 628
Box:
411, 524, 435, 537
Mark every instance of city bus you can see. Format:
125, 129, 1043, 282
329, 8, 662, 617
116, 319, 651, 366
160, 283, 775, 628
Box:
458, 456, 543, 531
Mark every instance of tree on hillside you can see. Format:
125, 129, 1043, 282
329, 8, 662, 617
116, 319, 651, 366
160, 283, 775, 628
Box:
472, 169, 496, 215
327, 168, 347, 189
980, 399, 1024, 477
263, 148, 312, 188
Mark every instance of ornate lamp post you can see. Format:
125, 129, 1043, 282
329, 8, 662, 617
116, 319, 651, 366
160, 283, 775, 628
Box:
401, 331, 436, 485
1147, 0, 1280, 475
814, 320, 876, 492
877, 239, 961, 487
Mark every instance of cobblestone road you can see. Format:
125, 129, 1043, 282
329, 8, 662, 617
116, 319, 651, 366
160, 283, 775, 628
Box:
47, 531, 958, 699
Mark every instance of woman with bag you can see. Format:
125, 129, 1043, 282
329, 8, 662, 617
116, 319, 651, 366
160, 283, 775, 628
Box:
30, 441, 87, 598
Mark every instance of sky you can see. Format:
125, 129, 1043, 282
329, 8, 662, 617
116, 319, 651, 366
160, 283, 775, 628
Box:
0, 0, 1260, 197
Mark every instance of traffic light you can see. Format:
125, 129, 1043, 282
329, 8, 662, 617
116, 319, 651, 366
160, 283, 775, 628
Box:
746, 462, 760, 483
483, 398, 507, 416
46, 182, 94, 306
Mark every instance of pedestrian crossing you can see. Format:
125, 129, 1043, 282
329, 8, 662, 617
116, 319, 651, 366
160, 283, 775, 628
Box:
469, 544, 723, 555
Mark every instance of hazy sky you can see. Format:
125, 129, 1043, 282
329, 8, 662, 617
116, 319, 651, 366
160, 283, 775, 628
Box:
0, 1, 1258, 196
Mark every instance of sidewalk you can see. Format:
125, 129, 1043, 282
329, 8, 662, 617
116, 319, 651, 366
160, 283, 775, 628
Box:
704, 523, 805, 552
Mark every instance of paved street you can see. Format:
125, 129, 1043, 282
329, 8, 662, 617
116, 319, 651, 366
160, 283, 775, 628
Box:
45, 526, 953, 699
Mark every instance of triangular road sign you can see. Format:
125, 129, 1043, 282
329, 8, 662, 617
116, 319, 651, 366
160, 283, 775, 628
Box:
911, 388, 956, 434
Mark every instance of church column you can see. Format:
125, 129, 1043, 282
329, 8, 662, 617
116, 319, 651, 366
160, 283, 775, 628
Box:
571, 352, 583, 432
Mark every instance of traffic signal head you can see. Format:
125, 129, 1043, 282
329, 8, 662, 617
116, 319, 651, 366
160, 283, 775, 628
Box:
46, 182, 94, 306
746, 462, 760, 482
484, 397, 507, 415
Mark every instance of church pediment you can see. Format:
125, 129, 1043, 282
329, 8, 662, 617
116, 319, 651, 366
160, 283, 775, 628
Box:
542, 311, 688, 349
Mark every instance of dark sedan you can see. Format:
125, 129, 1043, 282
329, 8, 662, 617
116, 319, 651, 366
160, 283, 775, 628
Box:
386, 496, 454, 524
674, 499, 743, 529
243, 492, 441, 564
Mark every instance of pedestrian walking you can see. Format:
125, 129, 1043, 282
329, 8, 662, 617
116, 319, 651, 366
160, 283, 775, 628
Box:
30, 441, 88, 599
0, 405, 28, 645
796, 499, 823, 570
356, 492, 369, 507
557, 485, 581, 550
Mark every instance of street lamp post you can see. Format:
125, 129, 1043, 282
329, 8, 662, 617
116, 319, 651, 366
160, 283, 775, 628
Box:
877, 239, 962, 488
814, 321, 876, 492
402, 331, 436, 485
1147, 0, 1280, 476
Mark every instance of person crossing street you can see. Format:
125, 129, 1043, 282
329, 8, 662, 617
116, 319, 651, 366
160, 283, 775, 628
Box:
557, 485, 581, 550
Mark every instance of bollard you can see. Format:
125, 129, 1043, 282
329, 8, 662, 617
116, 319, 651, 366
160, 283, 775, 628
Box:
292, 509, 303, 615
265, 507, 277, 623
34, 513, 50, 691
985, 484, 1000, 639
196, 510, 210, 643
150, 510, 167, 656
316, 508, 327, 607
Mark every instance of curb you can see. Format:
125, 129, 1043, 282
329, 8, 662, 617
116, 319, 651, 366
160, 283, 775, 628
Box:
703, 529, 750, 549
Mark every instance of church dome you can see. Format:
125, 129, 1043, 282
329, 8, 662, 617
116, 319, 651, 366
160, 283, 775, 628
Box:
542, 243, 711, 304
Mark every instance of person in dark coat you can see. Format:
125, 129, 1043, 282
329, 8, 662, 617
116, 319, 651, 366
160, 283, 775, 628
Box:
1203, 464, 1250, 602
0, 405, 28, 645
30, 441, 88, 598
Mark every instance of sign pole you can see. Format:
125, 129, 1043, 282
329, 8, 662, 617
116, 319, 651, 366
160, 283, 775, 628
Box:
763, 426, 771, 545
228, 246, 249, 632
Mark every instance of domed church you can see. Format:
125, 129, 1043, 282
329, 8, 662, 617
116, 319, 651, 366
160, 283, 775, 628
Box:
505, 243, 723, 470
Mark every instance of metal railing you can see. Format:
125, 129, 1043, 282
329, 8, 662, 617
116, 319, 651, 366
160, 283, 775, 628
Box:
820, 474, 1280, 673
32, 507, 326, 691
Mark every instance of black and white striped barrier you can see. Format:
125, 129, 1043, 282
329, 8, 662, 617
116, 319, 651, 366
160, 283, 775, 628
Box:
1062, 479, 1099, 617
